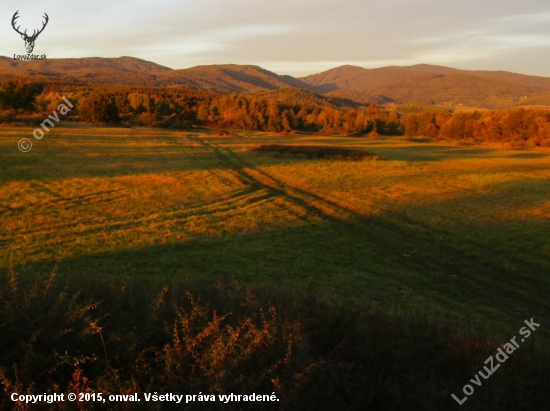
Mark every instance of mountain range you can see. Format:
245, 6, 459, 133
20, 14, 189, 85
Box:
1, 56, 550, 108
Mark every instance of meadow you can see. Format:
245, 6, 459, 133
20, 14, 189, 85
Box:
1, 126, 549, 409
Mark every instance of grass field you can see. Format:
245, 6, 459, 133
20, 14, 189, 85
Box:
1, 126, 549, 409
1, 126, 549, 337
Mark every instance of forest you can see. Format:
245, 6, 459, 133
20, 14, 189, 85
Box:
1, 78, 550, 148
402, 108, 550, 148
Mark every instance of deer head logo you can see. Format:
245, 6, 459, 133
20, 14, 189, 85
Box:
11, 11, 49, 54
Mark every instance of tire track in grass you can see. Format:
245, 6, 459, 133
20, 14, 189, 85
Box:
0, 188, 275, 252
191, 136, 549, 324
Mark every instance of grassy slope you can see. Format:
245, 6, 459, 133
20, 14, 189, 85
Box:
1, 127, 549, 342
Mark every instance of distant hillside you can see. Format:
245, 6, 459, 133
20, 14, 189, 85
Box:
157, 64, 314, 93
0, 57, 315, 93
326, 71, 541, 107
0, 56, 170, 85
469, 70, 550, 90
300, 64, 550, 107
250, 87, 354, 109
299, 64, 550, 92
299, 65, 417, 93
1, 56, 550, 108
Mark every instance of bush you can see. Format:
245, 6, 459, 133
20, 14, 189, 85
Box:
1, 269, 548, 410
249, 145, 384, 161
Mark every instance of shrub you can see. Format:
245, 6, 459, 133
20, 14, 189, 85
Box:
249, 145, 384, 161
1, 269, 548, 410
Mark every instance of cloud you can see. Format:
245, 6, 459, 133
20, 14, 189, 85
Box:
0, 0, 549, 76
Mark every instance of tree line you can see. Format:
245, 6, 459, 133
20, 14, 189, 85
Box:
0, 80, 401, 134
402, 108, 550, 147
1, 79, 549, 147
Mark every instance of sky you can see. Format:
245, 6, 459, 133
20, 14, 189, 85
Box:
1, 0, 550, 77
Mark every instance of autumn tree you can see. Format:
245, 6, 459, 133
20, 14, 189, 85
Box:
78, 92, 120, 124
128, 93, 151, 114
402, 113, 418, 136
345, 109, 358, 132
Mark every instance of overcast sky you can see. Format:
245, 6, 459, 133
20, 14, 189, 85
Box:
1, 0, 549, 77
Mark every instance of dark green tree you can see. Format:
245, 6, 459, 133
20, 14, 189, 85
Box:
0, 81, 42, 119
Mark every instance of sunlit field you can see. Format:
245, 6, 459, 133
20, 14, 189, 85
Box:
1, 126, 549, 409
1, 127, 549, 335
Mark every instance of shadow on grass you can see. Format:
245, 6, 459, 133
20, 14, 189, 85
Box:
505, 152, 549, 159
10, 136, 549, 330
3, 138, 550, 408
0, 137, 223, 181
365, 145, 497, 162
2, 269, 549, 410
4, 130, 548, 183
7, 204, 549, 339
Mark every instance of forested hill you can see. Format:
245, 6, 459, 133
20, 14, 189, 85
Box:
299, 64, 550, 107
2, 56, 550, 108
157, 64, 314, 93
0, 56, 170, 84
0, 57, 312, 93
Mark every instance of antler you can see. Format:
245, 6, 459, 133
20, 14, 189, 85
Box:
11, 11, 27, 37
32, 12, 50, 37
29, 13, 49, 40
11, 11, 49, 40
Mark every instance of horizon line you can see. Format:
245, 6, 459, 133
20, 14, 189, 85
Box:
2, 55, 548, 79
